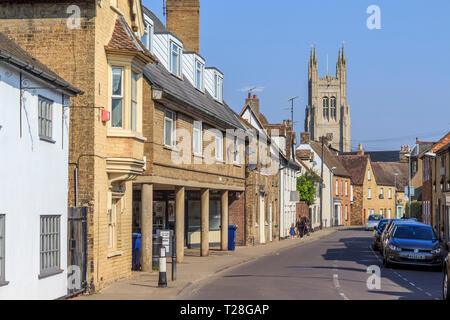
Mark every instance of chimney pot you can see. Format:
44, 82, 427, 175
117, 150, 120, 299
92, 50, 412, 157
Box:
253, 94, 256, 99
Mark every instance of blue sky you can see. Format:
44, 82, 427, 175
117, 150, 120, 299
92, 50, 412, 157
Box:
143, 0, 450, 151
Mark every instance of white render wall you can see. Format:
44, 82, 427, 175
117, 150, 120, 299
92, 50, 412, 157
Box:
0, 62, 69, 299
279, 166, 299, 238
297, 144, 333, 229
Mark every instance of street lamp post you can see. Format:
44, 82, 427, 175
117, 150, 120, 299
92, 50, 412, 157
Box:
405, 153, 412, 218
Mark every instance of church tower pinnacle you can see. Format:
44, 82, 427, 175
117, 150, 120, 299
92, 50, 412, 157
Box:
304, 45, 351, 152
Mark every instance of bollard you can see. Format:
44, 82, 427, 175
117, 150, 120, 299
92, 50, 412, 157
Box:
172, 234, 177, 281
158, 247, 167, 288
152, 234, 160, 270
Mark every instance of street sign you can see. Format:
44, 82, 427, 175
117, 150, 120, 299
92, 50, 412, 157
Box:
156, 229, 173, 257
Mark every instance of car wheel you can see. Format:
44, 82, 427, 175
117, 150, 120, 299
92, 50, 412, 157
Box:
444, 268, 450, 301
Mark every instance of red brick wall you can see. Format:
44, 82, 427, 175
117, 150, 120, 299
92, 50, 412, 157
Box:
229, 191, 245, 246
296, 201, 309, 221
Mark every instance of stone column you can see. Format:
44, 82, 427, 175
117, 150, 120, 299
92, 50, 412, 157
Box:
141, 184, 153, 272
201, 188, 210, 257
175, 186, 185, 263
221, 190, 229, 251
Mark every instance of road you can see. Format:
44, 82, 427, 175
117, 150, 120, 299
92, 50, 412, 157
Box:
182, 227, 443, 300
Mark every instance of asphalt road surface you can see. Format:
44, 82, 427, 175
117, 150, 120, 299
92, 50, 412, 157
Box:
183, 227, 444, 300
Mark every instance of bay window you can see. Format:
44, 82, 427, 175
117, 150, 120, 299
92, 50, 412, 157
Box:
111, 66, 123, 128
130, 72, 138, 131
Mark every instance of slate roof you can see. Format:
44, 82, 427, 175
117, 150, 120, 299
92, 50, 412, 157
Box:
309, 141, 351, 178
105, 16, 155, 61
337, 155, 369, 185
341, 150, 400, 162
0, 31, 81, 95
144, 58, 243, 129
371, 162, 409, 190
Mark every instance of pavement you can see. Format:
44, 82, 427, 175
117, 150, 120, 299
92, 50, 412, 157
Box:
72, 227, 338, 300
186, 227, 444, 300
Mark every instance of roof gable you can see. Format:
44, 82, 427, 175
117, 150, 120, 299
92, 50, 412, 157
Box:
337, 155, 369, 185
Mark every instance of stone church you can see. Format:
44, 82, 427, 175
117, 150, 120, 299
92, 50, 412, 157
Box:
304, 46, 351, 152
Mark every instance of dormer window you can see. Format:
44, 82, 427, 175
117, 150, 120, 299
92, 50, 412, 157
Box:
214, 73, 223, 102
170, 42, 181, 77
141, 22, 153, 52
195, 59, 204, 91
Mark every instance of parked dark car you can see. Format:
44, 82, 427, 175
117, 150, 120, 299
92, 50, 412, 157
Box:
372, 219, 390, 251
383, 222, 443, 268
443, 242, 450, 300
379, 218, 418, 255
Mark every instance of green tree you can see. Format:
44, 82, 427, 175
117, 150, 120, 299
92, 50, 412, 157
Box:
296, 171, 321, 206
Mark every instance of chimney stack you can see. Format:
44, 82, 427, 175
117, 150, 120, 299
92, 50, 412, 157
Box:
300, 132, 310, 144
399, 145, 410, 163
357, 143, 364, 156
166, 0, 200, 53
246, 94, 260, 112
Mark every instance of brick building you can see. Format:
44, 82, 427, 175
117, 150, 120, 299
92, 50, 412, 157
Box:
0, 0, 154, 292
131, 3, 246, 267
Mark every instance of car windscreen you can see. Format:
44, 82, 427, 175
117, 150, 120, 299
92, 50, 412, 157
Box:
378, 221, 388, 230
393, 225, 436, 241
368, 215, 381, 221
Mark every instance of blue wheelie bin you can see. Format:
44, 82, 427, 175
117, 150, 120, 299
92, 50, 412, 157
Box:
228, 225, 237, 251
132, 233, 142, 270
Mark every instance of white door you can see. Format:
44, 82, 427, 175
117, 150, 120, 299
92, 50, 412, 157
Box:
260, 194, 265, 244
269, 203, 273, 242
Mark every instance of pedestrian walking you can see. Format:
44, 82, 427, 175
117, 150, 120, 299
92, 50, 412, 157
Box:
299, 217, 306, 238
290, 223, 296, 239
296, 219, 302, 238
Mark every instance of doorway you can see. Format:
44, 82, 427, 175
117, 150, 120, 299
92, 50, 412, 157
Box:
259, 194, 265, 244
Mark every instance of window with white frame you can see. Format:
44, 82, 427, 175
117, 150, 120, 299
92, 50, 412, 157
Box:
40, 215, 61, 276
215, 131, 223, 160
233, 135, 240, 164
195, 60, 204, 91
368, 188, 372, 199
388, 188, 392, 199
0, 215, 5, 283
130, 71, 138, 131
38, 96, 53, 140
380, 209, 383, 215
380, 188, 384, 197
367, 170, 371, 181
111, 66, 124, 128
350, 185, 353, 200
164, 110, 176, 147
170, 42, 181, 77
345, 206, 348, 221
214, 73, 223, 101
141, 23, 152, 52
335, 180, 339, 196
108, 200, 118, 250
345, 181, 348, 196
388, 208, 392, 218
193, 121, 202, 155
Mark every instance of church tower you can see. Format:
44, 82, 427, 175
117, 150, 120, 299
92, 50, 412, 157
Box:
304, 46, 351, 152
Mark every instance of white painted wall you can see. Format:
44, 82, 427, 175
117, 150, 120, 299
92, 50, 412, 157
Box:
0, 62, 69, 299
279, 166, 300, 238
297, 144, 332, 229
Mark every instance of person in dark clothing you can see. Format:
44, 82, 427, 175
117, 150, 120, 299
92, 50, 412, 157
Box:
299, 217, 306, 238
295, 220, 302, 238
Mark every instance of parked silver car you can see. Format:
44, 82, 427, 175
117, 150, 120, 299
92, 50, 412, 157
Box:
365, 214, 382, 231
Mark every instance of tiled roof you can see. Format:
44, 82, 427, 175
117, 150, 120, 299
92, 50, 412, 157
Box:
309, 141, 351, 178
371, 162, 409, 190
0, 31, 81, 95
144, 62, 244, 129
432, 132, 450, 153
337, 155, 369, 185
105, 16, 155, 61
341, 150, 400, 162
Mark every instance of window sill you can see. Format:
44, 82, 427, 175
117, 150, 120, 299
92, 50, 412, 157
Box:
233, 163, 242, 168
164, 145, 179, 152
107, 250, 123, 258
193, 153, 204, 159
215, 159, 225, 164
38, 269, 64, 280
0, 281, 9, 287
39, 136, 56, 144
107, 129, 147, 142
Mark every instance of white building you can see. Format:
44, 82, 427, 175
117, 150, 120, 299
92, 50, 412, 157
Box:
0, 33, 81, 299
297, 141, 333, 230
